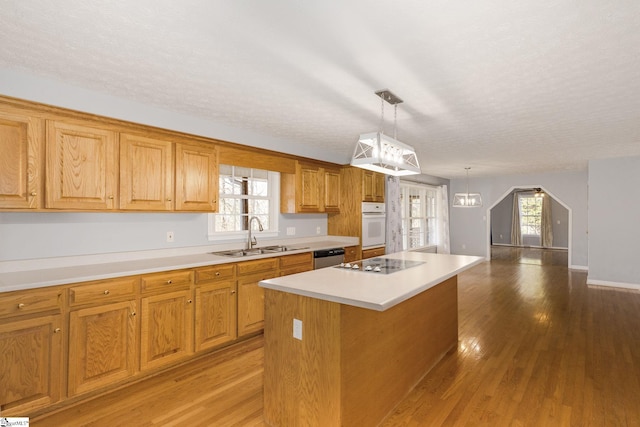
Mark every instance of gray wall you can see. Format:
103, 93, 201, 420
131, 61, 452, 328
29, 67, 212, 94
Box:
588, 156, 640, 286
449, 169, 588, 268
0, 212, 326, 261
490, 190, 569, 248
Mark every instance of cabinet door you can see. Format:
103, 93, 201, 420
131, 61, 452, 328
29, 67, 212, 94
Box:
343, 245, 361, 263
237, 271, 278, 336
140, 290, 193, 371
175, 143, 218, 212
46, 121, 118, 209
323, 168, 341, 213
120, 133, 173, 211
0, 111, 42, 209
374, 172, 385, 202
0, 315, 63, 416
68, 300, 138, 396
195, 280, 237, 351
298, 163, 323, 212
362, 170, 374, 202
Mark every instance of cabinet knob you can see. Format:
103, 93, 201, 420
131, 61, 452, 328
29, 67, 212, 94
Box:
108, 195, 114, 199
167, 198, 172, 202
212, 200, 217, 204
54, 328, 61, 334
166, 280, 173, 285
130, 311, 136, 317
230, 290, 236, 294
30, 192, 37, 196
215, 271, 220, 276
104, 290, 110, 295
187, 299, 193, 304
17, 303, 25, 309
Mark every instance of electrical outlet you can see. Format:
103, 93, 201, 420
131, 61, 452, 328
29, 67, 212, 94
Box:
287, 227, 296, 236
316, 226, 321, 235
166, 231, 174, 243
293, 318, 303, 340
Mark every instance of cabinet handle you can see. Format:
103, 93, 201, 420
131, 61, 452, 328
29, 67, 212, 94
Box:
54, 328, 61, 333
167, 198, 172, 202
212, 200, 217, 204
230, 290, 236, 294
167, 280, 173, 284
104, 290, 110, 295
108, 195, 114, 199
30, 192, 37, 196
130, 311, 136, 317
187, 299, 193, 304
17, 303, 25, 309
215, 272, 220, 276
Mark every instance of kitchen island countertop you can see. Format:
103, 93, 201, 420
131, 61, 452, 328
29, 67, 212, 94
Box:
260, 251, 484, 311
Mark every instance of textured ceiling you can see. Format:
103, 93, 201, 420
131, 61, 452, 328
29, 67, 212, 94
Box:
2, 1, 640, 179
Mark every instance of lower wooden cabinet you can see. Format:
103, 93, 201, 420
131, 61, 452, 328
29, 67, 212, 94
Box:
362, 246, 385, 259
195, 280, 237, 351
68, 300, 138, 396
237, 258, 279, 337
0, 314, 63, 416
343, 245, 361, 263
140, 290, 194, 371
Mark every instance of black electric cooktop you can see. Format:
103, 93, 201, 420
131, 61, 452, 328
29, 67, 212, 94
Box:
335, 257, 425, 274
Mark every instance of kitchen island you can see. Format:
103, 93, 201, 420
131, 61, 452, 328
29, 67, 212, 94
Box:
259, 251, 483, 427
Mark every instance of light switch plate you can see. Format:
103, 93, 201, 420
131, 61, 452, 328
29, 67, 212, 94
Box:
293, 318, 303, 340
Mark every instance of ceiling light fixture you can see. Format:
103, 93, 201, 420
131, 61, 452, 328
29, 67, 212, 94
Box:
453, 167, 482, 207
351, 89, 421, 176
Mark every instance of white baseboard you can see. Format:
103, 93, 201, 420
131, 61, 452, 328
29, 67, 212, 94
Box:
570, 265, 588, 271
587, 278, 640, 291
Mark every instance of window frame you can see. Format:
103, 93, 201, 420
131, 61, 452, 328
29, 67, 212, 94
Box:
518, 193, 543, 237
207, 166, 280, 241
400, 181, 438, 250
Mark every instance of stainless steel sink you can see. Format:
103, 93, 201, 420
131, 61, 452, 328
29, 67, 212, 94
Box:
211, 245, 310, 257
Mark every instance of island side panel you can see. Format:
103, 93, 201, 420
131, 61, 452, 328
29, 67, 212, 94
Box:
340, 275, 459, 427
263, 288, 342, 427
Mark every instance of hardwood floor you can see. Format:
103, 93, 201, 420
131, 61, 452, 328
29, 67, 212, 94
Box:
32, 253, 640, 426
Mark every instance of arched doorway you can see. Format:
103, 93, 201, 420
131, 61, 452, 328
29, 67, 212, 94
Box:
485, 186, 571, 267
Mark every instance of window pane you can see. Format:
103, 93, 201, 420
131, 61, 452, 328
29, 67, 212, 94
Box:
249, 179, 268, 197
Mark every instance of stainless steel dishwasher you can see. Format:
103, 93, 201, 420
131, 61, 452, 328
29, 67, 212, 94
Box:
313, 248, 345, 269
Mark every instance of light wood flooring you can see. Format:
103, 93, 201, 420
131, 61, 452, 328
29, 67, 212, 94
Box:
33, 250, 640, 426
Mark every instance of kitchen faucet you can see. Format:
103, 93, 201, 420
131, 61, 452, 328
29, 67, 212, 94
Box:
247, 216, 264, 250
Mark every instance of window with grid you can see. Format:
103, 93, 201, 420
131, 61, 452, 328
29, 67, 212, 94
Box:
400, 182, 437, 249
518, 195, 542, 236
208, 165, 279, 239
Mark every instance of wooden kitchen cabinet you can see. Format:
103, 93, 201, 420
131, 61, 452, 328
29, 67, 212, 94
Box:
68, 300, 138, 396
279, 252, 313, 276
175, 142, 218, 212
140, 289, 194, 371
323, 166, 341, 213
0, 286, 64, 416
194, 264, 237, 351
281, 161, 341, 213
343, 245, 361, 263
119, 132, 174, 211
362, 246, 385, 259
46, 120, 118, 210
237, 258, 278, 337
362, 170, 385, 202
0, 110, 43, 209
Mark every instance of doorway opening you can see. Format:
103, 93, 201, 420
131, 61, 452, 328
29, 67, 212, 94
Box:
485, 186, 571, 268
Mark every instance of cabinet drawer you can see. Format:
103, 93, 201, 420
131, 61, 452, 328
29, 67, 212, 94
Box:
0, 287, 63, 318
279, 252, 312, 269
280, 264, 313, 276
195, 264, 235, 283
362, 247, 385, 259
237, 258, 278, 276
69, 277, 139, 306
141, 270, 193, 293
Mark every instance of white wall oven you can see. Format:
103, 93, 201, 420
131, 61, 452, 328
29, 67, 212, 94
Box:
362, 202, 386, 248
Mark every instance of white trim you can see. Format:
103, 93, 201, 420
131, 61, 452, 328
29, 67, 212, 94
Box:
570, 265, 588, 271
586, 278, 640, 291
492, 243, 569, 250
485, 185, 572, 268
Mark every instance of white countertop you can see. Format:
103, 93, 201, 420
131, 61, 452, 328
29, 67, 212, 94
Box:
0, 236, 358, 293
259, 251, 485, 311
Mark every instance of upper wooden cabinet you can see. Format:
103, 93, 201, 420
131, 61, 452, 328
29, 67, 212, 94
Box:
281, 161, 341, 213
46, 120, 118, 210
362, 170, 385, 203
120, 133, 174, 211
175, 142, 218, 211
0, 110, 43, 209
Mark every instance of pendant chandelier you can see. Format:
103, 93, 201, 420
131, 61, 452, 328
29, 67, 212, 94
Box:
351, 89, 421, 176
452, 167, 483, 207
